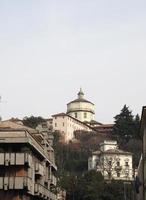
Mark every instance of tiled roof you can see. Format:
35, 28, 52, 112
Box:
95, 124, 114, 128
52, 113, 66, 117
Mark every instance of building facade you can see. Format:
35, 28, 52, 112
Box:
51, 113, 95, 143
88, 140, 133, 181
138, 106, 146, 200
0, 120, 57, 200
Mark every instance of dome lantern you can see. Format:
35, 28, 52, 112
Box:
78, 88, 84, 99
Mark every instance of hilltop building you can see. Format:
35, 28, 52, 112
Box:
88, 140, 133, 181
0, 120, 57, 200
48, 89, 114, 143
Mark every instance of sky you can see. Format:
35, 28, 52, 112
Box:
0, 0, 146, 123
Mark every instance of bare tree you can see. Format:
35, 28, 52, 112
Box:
98, 154, 132, 181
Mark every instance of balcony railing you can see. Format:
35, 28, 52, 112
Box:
35, 183, 56, 200
0, 176, 32, 191
0, 152, 32, 166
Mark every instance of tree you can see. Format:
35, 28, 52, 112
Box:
134, 114, 141, 139
59, 170, 129, 200
22, 116, 45, 128
113, 105, 140, 140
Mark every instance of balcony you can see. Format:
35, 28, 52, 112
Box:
0, 176, 32, 191
35, 183, 57, 200
50, 175, 57, 186
0, 153, 32, 166
115, 166, 122, 172
50, 191, 57, 200
35, 162, 44, 176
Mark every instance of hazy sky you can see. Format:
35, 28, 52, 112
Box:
0, 0, 146, 123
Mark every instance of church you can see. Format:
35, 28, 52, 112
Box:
48, 89, 113, 143
66, 88, 95, 122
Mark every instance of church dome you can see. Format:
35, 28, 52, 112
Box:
67, 88, 95, 122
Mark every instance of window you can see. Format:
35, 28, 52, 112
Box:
117, 172, 120, 177
75, 113, 77, 118
125, 162, 129, 167
117, 161, 120, 166
55, 123, 57, 127
108, 172, 111, 178
108, 161, 112, 166
63, 122, 64, 126
84, 112, 87, 118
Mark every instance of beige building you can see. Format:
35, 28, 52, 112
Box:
0, 120, 57, 200
51, 113, 95, 143
67, 88, 95, 122
88, 140, 133, 181
49, 89, 113, 143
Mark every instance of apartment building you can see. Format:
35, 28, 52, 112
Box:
0, 120, 57, 200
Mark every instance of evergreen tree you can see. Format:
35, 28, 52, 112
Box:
113, 105, 137, 139
134, 114, 140, 139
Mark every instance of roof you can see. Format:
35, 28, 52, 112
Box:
92, 150, 101, 155
89, 120, 103, 125
67, 98, 94, 105
52, 113, 66, 117
0, 120, 35, 133
67, 88, 94, 105
103, 148, 133, 155
96, 124, 114, 128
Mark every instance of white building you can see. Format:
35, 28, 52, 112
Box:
88, 140, 133, 181
51, 113, 94, 143
67, 88, 95, 122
